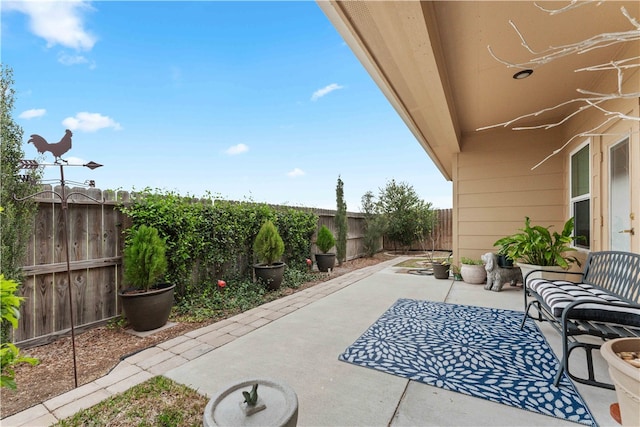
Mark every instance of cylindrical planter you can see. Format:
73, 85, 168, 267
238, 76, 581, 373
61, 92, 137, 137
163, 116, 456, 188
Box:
432, 263, 450, 279
253, 262, 286, 291
497, 254, 514, 268
315, 253, 336, 272
517, 263, 567, 282
204, 378, 298, 427
118, 283, 175, 332
601, 338, 640, 427
460, 264, 486, 284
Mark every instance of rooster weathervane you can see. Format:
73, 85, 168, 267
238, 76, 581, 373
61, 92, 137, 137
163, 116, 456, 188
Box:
28, 129, 73, 163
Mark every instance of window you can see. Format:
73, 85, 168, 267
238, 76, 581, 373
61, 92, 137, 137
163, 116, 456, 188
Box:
570, 143, 590, 249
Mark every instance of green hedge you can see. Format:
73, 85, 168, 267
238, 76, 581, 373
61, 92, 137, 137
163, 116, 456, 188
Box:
118, 190, 317, 299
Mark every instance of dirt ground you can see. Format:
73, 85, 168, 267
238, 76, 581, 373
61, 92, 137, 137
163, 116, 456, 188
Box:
1, 254, 395, 419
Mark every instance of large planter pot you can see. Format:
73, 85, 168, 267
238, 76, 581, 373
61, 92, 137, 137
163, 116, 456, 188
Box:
315, 253, 336, 272
460, 264, 486, 284
601, 338, 640, 427
254, 262, 285, 291
203, 378, 298, 427
432, 263, 450, 279
118, 283, 175, 332
517, 263, 566, 281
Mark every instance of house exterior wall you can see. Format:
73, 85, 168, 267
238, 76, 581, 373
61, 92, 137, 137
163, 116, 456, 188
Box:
453, 127, 566, 263
453, 64, 639, 263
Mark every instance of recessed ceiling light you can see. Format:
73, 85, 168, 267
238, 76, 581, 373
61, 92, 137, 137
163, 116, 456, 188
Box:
513, 69, 534, 79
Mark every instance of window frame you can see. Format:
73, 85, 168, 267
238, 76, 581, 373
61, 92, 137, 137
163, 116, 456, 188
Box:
569, 140, 591, 250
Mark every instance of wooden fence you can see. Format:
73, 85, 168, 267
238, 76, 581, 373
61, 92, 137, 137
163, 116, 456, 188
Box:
383, 208, 453, 252
15, 187, 452, 347
17, 186, 126, 346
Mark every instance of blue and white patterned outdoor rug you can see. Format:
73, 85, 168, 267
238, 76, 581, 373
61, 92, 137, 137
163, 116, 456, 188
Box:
339, 299, 596, 426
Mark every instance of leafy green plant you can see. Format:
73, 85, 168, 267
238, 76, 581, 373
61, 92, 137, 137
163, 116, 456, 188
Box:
119, 191, 317, 298
460, 257, 483, 265
493, 217, 580, 268
316, 225, 336, 254
123, 225, 168, 290
1, 67, 41, 341
363, 180, 434, 252
253, 220, 284, 265
1, 274, 38, 389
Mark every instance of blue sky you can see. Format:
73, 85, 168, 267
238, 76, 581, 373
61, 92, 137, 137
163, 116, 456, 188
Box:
2, 1, 452, 211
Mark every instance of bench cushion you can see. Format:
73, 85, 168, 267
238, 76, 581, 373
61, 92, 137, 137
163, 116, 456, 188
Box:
528, 279, 640, 327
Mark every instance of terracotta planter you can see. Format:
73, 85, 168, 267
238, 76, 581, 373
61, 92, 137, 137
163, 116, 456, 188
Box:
254, 262, 285, 291
460, 264, 486, 284
601, 338, 640, 427
315, 253, 336, 272
119, 283, 175, 332
203, 378, 298, 427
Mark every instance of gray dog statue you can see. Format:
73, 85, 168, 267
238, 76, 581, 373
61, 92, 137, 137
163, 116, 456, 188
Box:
482, 252, 523, 292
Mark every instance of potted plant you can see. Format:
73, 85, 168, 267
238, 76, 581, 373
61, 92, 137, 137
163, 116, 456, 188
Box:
493, 216, 581, 279
118, 225, 175, 332
451, 264, 463, 281
253, 220, 286, 291
315, 225, 336, 272
460, 257, 486, 284
432, 253, 451, 279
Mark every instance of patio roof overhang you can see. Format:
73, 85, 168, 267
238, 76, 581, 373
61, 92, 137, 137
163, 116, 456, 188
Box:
317, 1, 639, 181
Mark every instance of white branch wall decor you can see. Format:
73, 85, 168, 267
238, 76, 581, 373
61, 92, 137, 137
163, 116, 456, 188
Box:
479, 4, 640, 169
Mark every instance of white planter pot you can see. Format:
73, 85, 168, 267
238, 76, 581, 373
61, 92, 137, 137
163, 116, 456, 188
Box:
460, 264, 486, 284
517, 263, 566, 282
203, 378, 298, 427
601, 338, 640, 427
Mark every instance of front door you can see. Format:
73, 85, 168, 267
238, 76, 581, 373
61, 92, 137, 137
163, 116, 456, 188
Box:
608, 137, 632, 251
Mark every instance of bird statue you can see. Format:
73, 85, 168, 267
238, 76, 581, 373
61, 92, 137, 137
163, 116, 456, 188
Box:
28, 129, 73, 163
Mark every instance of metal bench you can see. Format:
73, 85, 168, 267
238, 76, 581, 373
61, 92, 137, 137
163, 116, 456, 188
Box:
521, 250, 640, 389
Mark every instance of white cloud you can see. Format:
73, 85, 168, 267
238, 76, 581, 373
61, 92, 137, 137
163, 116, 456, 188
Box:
4, 0, 96, 50
62, 112, 122, 132
19, 108, 46, 119
225, 143, 249, 155
287, 168, 305, 178
57, 52, 89, 66
311, 83, 344, 101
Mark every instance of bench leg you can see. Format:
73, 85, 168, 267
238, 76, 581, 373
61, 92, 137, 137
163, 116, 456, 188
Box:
520, 300, 543, 330
555, 323, 615, 390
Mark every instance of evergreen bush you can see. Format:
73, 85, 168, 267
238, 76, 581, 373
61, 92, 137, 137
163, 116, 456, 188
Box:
253, 220, 284, 265
124, 225, 168, 291
316, 225, 336, 254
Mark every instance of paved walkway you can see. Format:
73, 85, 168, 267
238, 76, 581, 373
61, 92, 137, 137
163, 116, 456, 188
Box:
3, 257, 618, 426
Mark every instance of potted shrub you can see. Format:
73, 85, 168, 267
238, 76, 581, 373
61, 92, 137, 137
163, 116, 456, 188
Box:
315, 225, 336, 272
253, 220, 286, 291
493, 216, 581, 279
432, 260, 450, 279
460, 257, 486, 284
432, 253, 451, 279
118, 225, 175, 332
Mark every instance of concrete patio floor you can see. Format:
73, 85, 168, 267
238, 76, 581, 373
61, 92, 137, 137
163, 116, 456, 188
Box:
4, 256, 618, 426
